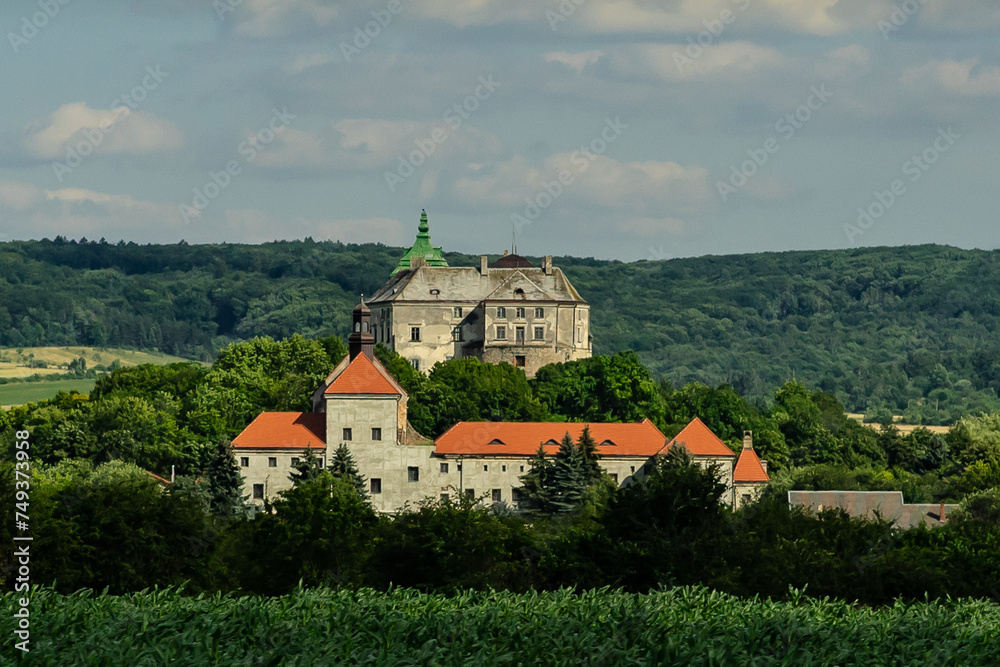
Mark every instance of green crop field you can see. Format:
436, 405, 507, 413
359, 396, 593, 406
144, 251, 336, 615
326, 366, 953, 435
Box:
3, 586, 999, 665
0, 379, 96, 408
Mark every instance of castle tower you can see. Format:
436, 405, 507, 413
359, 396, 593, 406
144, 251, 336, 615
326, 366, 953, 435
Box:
391, 209, 449, 275
349, 295, 375, 360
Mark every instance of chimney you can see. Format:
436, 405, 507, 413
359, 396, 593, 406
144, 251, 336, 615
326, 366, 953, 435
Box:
742, 430, 753, 449
503, 249, 509, 256
760, 460, 768, 474
542, 255, 553, 275
480, 255, 489, 275
939, 501, 946, 522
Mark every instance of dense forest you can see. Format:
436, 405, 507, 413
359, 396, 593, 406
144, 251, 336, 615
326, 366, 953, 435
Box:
1, 238, 1000, 421
4, 333, 1000, 605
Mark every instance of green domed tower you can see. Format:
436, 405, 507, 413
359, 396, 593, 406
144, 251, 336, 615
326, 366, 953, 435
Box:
391, 209, 449, 275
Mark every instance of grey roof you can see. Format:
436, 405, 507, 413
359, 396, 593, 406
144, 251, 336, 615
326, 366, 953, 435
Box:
368, 265, 586, 305
788, 490, 958, 529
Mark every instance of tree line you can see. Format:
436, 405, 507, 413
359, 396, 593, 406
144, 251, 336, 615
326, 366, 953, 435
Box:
2, 238, 1000, 420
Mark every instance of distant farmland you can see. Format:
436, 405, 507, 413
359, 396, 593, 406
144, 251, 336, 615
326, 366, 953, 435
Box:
0, 379, 96, 408
0, 346, 197, 408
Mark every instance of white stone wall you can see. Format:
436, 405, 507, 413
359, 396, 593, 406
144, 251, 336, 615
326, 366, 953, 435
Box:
325, 395, 399, 453
238, 447, 326, 503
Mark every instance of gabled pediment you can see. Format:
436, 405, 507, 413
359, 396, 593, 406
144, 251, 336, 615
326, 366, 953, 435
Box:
484, 270, 555, 302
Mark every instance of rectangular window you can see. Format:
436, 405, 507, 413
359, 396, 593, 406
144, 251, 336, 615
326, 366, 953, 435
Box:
464, 488, 475, 499
515, 326, 525, 344
610, 473, 618, 483
440, 493, 450, 502
520, 465, 524, 473
630, 466, 636, 473
512, 488, 523, 502
440, 462, 449, 474
370, 478, 382, 494
496, 325, 507, 340
291, 457, 300, 467
408, 467, 420, 482
515, 307, 525, 319
533, 326, 544, 340
457, 464, 462, 472
252, 483, 264, 499
410, 359, 420, 370
343, 427, 352, 441
534, 307, 544, 318
452, 326, 463, 342
492, 489, 502, 503
371, 427, 382, 441
515, 355, 526, 367
453, 306, 463, 318
742, 494, 751, 504
410, 326, 421, 342
268, 457, 277, 467
240, 457, 249, 467
496, 306, 506, 318
502, 465, 507, 472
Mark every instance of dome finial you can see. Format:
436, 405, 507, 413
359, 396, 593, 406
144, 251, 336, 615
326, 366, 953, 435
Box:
418, 209, 429, 234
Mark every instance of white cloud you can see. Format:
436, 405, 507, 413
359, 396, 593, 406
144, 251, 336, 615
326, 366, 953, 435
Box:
232, 0, 339, 38
286, 53, 336, 75
412, 0, 848, 35
453, 153, 711, 211
20, 102, 183, 160
223, 209, 408, 244
543, 51, 604, 72
0, 180, 185, 240
902, 58, 1000, 97
611, 42, 786, 82
254, 118, 503, 171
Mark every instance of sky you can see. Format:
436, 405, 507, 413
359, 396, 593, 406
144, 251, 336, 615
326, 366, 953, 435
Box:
0, 0, 998, 262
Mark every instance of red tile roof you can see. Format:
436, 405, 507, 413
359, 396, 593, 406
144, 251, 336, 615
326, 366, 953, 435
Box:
667, 418, 737, 457
434, 419, 667, 457
324, 353, 401, 395
734, 447, 770, 483
233, 412, 326, 449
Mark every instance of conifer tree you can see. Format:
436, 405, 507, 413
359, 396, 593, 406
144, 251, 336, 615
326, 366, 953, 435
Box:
289, 445, 324, 486
206, 438, 246, 517
327, 443, 367, 497
577, 426, 603, 484
548, 431, 587, 512
519, 444, 552, 512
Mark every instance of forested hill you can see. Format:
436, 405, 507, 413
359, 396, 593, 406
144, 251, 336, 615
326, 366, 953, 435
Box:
1, 238, 998, 421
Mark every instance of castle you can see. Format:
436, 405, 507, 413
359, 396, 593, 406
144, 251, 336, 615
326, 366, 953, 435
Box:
367, 210, 592, 377
233, 213, 769, 512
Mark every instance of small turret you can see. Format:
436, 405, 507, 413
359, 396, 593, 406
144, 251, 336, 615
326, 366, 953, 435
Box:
349, 295, 375, 360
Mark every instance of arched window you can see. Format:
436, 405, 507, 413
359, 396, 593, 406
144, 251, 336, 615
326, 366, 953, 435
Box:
354, 322, 360, 332
363, 322, 369, 332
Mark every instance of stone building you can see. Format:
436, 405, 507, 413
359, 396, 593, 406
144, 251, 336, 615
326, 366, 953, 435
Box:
366, 210, 592, 377
233, 298, 768, 512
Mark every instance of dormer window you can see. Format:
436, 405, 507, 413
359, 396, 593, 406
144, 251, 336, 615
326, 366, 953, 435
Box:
599, 439, 616, 447
488, 438, 505, 445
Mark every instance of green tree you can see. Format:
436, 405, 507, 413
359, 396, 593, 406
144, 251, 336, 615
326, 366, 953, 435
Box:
206, 439, 246, 517
519, 445, 552, 513
547, 432, 587, 513
289, 445, 324, 486
327, 443, 366, 497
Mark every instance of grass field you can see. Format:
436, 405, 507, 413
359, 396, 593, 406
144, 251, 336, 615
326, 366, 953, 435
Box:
0, 346, 196, 409
3, 586, 999, 665
0, 379, 97, 408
